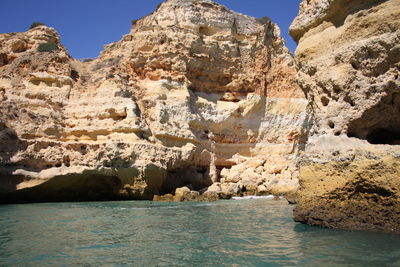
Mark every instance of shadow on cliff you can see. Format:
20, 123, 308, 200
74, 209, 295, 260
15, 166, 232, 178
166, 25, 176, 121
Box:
293, 112, 314, 158
347, 91, 400, 144
0, 123, 28, 194
327, 0, 388, 29
0, 173, 125, 204
0, 122, 128, 203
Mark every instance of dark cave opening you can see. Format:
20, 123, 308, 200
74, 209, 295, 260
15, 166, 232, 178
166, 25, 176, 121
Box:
0, 174, 124, 204
366, 128, 400, 145
159, 167, 213, 195
346, 92, 400, 145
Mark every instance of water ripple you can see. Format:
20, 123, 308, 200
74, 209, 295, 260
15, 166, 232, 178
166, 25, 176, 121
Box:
0, 199, 400, 266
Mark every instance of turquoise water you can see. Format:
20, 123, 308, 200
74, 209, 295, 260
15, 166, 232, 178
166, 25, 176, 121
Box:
0, 199, 399, 266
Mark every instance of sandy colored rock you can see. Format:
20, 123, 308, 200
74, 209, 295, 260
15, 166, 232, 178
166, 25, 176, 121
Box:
218, 154, 300, 197
291, 0, 400, 232
285, 191, 299, 205
295, 154, 400, 233
153, 194, 174, 202
290, 0, 400, 140
0, 0, 308, 203
173, 186, 190, 202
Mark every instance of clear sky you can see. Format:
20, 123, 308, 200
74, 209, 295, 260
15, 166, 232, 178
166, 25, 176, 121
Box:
0, 0, 302, 59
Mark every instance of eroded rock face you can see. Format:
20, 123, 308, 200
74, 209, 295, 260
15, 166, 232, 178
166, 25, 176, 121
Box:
0, 0, 308, 203
291, 0, 400, 232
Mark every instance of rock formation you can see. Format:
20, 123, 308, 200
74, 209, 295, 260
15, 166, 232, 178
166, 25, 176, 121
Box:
291, 0, 400, 232
0, 0, 308, 203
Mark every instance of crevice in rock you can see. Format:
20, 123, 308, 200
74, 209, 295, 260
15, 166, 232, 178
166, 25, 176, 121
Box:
70, 69, 79, 81
0, 53, 9, 67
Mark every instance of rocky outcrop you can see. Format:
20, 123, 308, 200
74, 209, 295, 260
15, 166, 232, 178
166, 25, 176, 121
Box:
0, 0, 308, 203
291, 0, 400, 232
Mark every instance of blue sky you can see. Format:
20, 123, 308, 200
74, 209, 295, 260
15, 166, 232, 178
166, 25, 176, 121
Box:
0, 0, 301, 59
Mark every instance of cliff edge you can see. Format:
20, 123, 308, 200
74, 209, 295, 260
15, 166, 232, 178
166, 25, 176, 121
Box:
0, 0, 308, 203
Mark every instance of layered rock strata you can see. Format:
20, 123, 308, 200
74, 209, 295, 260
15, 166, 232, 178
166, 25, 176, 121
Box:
291, 0, 400, 232
0, 0, 308, 203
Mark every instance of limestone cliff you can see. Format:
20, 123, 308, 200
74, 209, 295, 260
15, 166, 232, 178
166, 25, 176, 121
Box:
0, 0, 308, 203
291, 0, 400, 232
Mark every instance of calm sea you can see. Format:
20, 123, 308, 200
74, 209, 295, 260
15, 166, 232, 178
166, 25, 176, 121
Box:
0, 198, 399, 266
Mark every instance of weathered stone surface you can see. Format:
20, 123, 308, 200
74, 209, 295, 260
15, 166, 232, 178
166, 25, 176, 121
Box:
153, 193, 174, 202
0, 0, 307, 203
295, 153, 400, 232
291, 0, 400, 232
173, 186, 200, 202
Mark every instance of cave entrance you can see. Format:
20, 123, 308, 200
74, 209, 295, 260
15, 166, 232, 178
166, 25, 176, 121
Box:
2, 174, 123, 204
346, 93, 400, 145
366, 128, 400, 145
159, 167, 213, 195
348, 125, 400, 145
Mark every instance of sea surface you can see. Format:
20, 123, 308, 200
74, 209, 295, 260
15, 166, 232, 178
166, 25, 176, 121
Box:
0, 198, 399, 266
